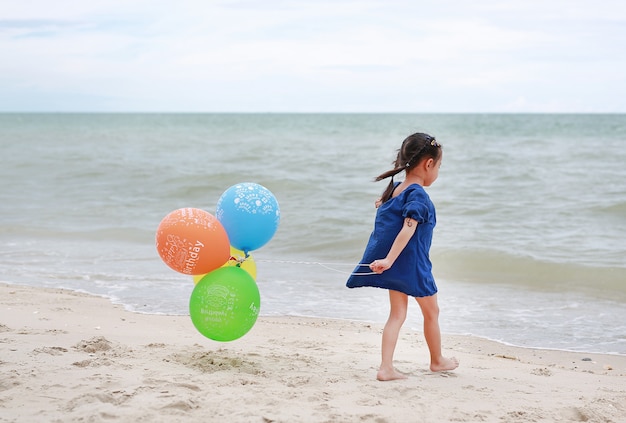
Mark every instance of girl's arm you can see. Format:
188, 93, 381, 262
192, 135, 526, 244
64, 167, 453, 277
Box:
369, 217, 418, 273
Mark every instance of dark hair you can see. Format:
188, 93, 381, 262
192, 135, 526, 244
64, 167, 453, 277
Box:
375, 132, 442, 204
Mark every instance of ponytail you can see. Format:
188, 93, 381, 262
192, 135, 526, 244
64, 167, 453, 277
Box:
375, 167, 405, 203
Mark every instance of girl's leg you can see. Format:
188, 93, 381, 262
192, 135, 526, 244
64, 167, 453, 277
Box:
415, 294, 459, 372
378, 290, 409, 381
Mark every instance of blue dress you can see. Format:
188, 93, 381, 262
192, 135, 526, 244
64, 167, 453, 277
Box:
346, 183, 438, 297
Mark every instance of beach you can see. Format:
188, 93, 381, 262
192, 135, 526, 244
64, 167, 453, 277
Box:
2, 113, 625, 355
1, 282, 624, 423
1, 114, 625, 422
1, 113, 625, 354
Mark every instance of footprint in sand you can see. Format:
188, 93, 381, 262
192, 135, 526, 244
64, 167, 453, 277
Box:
73, 336, 112, 353
531, 367, 553, 376
32, 346, 68, 356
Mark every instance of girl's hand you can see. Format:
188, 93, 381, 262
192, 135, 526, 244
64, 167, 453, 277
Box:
369, 258, 391, 274
369, 218, 418, 274
374, 198, 382, 208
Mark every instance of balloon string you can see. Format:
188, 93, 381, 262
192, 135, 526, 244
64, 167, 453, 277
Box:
256, 259, 376, 276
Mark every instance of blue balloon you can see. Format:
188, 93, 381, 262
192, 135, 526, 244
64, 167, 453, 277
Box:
216, 182, 280, 252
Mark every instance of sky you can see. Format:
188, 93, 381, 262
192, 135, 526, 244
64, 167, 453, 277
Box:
1, 0, 626, 113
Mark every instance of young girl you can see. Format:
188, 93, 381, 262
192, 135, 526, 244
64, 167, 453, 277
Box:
346, 132, 459, 381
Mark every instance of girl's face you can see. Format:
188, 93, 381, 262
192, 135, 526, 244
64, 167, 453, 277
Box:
423, 156, 442, 187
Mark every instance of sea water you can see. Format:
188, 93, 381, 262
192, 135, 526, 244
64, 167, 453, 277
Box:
1, 113, 625, 354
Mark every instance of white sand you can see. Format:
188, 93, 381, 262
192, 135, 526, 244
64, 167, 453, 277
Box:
1, 282, 624, 423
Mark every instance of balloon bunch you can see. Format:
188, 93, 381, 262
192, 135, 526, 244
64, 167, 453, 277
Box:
155, 182, 280, 342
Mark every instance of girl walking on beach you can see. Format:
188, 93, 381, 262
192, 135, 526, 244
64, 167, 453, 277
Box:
346, 132, 459, 381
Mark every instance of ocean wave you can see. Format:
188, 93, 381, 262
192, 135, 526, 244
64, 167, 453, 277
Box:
593, 201, 626, 219
432, 248, 626, 300
0, 224, 154, 244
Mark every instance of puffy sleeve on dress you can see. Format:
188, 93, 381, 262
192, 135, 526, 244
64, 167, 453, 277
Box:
402, 189, 430, 223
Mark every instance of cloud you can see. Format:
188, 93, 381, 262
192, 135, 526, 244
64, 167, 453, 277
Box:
1, 0, 625, 112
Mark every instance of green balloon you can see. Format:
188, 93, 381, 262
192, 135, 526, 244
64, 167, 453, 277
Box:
189, 266, 260, 342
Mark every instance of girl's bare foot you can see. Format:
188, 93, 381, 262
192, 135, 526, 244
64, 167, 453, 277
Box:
430, 356, 459, 372
377, 367, 408, 381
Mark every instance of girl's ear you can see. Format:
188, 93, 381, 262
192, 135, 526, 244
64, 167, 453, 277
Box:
425, 158, 435, 168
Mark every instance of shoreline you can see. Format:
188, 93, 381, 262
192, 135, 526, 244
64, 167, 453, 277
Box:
1, 282, 625, 422
12, 280, 625, 357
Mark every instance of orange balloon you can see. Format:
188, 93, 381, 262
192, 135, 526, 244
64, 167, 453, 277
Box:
156, 208, 230, 275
